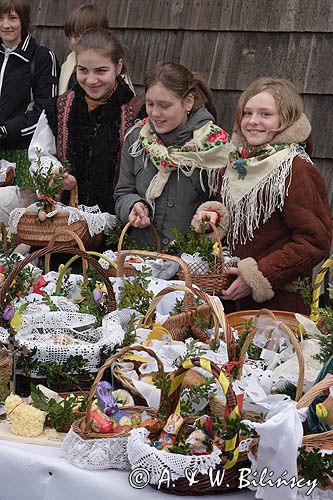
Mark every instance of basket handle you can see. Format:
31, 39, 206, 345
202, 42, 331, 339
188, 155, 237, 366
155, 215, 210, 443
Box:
44, 230, 88, 280
143, 284, 234, 348
310, 254, 333, 322
0, 245, 117, 326
117, 220, 161, 258
0, 223, 7, 251
69, 184, 79, 208
117, 249, 196, 310
84, 344, 165, 432
167, 356, 239, 469
296, 374, 333, 410
54, 251, 117, 293
237, 308, 304, 401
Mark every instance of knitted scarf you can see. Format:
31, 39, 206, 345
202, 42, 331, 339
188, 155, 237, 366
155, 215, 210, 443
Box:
220, 113, 312, 249
129, 112, 233, 210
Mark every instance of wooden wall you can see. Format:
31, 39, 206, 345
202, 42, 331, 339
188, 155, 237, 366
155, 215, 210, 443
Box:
30, 0, 333, 202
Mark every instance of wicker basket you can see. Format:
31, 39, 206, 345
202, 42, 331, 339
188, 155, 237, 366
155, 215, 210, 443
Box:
0, 222, 8, 251
107, 220, 161, 277
226, 308, 302, 335
210, 308, 305, 420
297, 374, 333, 452
16, 185, 102, 249
177, 221, 235, 295
128, 356, 249, 495
0, 243, 117, 393
63, 345, 164, 470
0, 166, 14, 187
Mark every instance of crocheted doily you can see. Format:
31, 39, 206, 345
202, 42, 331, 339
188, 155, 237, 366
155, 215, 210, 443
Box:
127, 428, 222, 485
62, 427, 130, 470
0, 310, 125, 371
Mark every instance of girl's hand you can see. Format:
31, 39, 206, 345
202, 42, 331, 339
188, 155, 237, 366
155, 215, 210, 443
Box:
192, 210, 220, 233
129, 202, 150, 228
62, 172, 77, 191
221, 267, 252, 301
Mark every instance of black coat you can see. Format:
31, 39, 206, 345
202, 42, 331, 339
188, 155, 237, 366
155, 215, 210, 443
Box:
44, 79, 135, 214
0, 33, 59, 149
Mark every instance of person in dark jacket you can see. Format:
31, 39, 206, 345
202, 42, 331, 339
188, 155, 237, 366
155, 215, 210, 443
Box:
0, 0, 59, 186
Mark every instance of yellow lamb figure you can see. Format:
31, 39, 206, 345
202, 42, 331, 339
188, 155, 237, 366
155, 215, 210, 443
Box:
5, 393, 46, 437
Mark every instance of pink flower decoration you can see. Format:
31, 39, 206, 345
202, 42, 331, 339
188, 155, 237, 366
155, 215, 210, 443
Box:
160, 160, 169, 168
241, 148, 250, 158
141, 117, 149, 125
207, 129, 229, 144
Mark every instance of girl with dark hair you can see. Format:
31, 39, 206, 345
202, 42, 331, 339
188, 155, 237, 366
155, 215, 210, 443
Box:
114, 61, 232, 249
28, 28, 142, 215
0, 0, 59, 186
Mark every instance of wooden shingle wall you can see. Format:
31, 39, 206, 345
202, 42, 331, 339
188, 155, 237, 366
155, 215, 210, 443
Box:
30, 0, 333, 201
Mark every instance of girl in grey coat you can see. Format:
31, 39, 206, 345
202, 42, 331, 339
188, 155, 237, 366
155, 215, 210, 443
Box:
114, 61, 232, 249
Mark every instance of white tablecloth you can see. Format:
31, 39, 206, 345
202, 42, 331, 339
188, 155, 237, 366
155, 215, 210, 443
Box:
0, 439, 255, 500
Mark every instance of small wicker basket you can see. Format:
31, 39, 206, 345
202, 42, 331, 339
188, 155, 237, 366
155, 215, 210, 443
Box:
177, 221, 235, 295
63, 345, 164, 470
107, 220, 161, 277
16, 185, 102, 249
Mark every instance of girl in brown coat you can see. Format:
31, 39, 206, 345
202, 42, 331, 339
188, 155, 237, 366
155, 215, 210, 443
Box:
193, 78, 332, 314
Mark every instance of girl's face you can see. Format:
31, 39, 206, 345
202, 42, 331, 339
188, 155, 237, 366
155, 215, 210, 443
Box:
240, 91, 280, 146
0, 9, 22, 48
76, 49, 122, 100
146, 82, 194, 134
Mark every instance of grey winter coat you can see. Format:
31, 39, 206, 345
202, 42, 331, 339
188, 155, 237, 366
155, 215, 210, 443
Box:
114, 126, 211, 249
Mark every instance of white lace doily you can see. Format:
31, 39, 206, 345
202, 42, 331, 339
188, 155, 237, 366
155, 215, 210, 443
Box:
62, 427, 130, 470
127, 427, 222, 485
8, 202, 117, 237
0, 310, 125, 371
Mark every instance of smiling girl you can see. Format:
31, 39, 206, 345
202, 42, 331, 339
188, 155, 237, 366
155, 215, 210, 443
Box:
0, 0, 59, 186
114, 61, 233, 249
193, 77, 332, 313
28, 28, 142, 215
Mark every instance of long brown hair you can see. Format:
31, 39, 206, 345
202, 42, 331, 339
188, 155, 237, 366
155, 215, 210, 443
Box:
74, 28, 127, 73
144, 61, 217, 121
0, 0, 33, 33
234, 77, 303, 137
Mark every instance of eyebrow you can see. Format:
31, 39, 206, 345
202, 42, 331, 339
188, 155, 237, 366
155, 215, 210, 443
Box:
244, 106, 274, 111
77, 65, 110, 70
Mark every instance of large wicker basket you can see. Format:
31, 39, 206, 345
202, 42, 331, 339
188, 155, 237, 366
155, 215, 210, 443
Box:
128, 356, 249, 495
107, 220, 161, 277
177, 221, 235, 295
16, 185, 101, 248
210, 308, 305, 420
0, 242, 117, 393
143, 282, 235, 348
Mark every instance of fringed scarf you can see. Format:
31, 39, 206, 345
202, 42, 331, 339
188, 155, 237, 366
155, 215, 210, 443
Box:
220, 113, 312, 249
221, 142, 312, 249
129, 114, 233, 211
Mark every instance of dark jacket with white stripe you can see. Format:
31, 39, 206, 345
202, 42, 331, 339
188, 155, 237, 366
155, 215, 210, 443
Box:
0, 33, 59, 149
